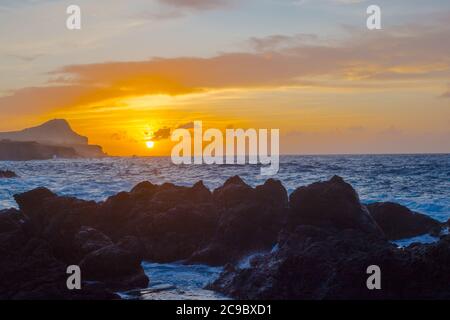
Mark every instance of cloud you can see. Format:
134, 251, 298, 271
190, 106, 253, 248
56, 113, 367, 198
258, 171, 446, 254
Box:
158, 0, 230, 11
110, 130, 137, 142
248, 33, 319, 51
1, 15, 449, 115
289, 0, 366, 6
177, 121, 195, 129
151, 127, 171, 140
136, 10, 184, 21
6, 53, 44, 62
442, 85, 450, 98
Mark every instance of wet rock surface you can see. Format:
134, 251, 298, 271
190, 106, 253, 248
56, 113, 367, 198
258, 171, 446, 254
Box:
367, 202, 443, 240
209, 177, 450, 300
1, 175, 448, 299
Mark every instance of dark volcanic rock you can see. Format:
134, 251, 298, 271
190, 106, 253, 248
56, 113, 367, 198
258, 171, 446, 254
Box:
0, 208, 23, 233
79, 243, 149, 291
367, 202, 442, 240
209, 176, 450, 300
0, 210, 118, 300
0, 170, 18, 178
74, 226, 114, 257
209, 226, 450, 300
14, 188, 101, 262
141, 203, 218, 262
188, 177, 288, 266
4, 175, 448, 300
288, 175, 384, 237
6, 187, 150, 297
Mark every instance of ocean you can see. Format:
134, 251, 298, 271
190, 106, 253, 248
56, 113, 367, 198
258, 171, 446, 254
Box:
1, 154, 449, 221
1, 154, 449, 299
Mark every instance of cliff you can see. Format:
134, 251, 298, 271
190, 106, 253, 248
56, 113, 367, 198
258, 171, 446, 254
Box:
0, 140, 78, 160
0, 119, 106, 160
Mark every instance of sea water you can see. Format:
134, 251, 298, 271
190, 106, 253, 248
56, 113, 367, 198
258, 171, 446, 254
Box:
1, 154, 449, 299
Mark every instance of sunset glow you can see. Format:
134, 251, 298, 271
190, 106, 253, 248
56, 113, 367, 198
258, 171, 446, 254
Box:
0, 0, 449, 156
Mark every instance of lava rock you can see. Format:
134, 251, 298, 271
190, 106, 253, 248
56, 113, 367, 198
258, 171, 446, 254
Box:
79, 243, 149, 291
288, 175, 384, 237
74, 226, 114, 258
209, 226, 450, 299
188, 177, 288, 265
367, 202, 442, 240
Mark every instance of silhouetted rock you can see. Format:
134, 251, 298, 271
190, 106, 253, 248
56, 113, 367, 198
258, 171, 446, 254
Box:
288, 175, 384, 237
79, 243, 149, 291
0, 170, 18, 178
0, 210, 118, 300
209, 224, 450, 300
0, 119, 106, 160
4, 187, 149, 297
367, 202, 443, 240
209, 176, 450, 299
14, 188, 100, 262
212, 176, 255, 208
0, 208, 23, 233
74, 226, 114, 258
188, 177, 288, 265
3, 175, 449, 300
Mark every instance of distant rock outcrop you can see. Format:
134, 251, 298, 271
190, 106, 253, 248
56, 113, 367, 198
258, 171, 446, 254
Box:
0, 170, 18, 178
0, 119, 86, 145
0, 119, 106, 160
0, 141, 78, 161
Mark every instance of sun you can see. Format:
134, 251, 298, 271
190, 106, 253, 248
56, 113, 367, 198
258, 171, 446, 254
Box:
145, 141, 155, 149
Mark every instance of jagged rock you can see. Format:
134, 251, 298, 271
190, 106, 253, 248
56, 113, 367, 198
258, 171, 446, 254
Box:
14, 188, 100, 262
74, 226, 114, 258
0, 119, 106, 160
209, 226, 450, 299
0, 211, 118, 300
212, 176, 255, 208
288, 176, 384, 237
7, 187, 149, 296
79, 243, 149, 291
4, 175, 448, 300
367, 202, 442, 240
188, 177, 288, 265
140, 203, 219, 262
209, 177, 450, 300
0, 208, 23, 233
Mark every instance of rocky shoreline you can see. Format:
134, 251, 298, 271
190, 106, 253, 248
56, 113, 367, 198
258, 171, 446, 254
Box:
0, 175, 448, 300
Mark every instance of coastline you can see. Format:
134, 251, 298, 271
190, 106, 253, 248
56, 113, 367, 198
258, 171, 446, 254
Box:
1, 173, 449, 299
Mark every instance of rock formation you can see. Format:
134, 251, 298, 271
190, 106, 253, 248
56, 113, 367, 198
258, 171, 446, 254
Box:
0, 119, 106, 160
0, 175, 447, 300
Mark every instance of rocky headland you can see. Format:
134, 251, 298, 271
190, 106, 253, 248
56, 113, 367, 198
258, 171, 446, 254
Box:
0, 175, 448, 300
0, 119, 106, 160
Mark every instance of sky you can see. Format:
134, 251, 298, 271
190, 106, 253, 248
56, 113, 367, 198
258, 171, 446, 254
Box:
0, 0, 449, 156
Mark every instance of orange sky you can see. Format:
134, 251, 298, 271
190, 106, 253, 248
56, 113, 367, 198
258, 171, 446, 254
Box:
0, 1, 449, 155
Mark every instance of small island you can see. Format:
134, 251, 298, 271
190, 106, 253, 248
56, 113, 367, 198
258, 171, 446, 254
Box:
0, 119, 106, 160
0, 170, 18, 178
